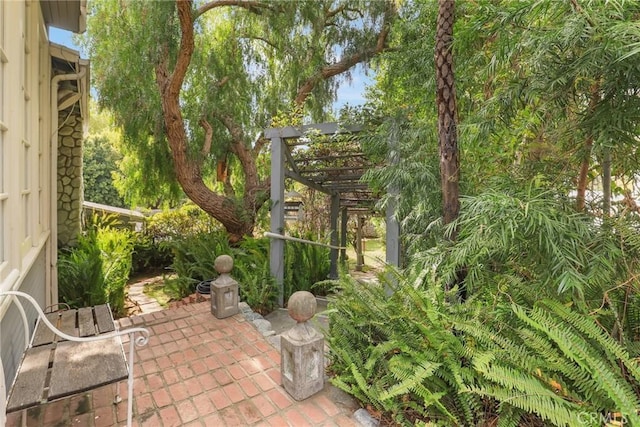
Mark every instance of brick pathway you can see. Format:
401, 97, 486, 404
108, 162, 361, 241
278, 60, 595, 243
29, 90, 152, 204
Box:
6, 302, 359, 426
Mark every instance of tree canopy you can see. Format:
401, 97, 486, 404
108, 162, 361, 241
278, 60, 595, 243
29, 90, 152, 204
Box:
82, 0, 395, 241
362, 0, 640, 252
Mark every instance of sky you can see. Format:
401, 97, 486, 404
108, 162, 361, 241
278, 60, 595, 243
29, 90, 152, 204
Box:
48, 27, 371, 112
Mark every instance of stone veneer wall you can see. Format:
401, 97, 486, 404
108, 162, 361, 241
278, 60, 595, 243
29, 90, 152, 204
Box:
57, 108, 84, 247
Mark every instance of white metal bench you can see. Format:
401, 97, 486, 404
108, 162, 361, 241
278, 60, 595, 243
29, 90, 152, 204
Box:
0, 291, 150, 427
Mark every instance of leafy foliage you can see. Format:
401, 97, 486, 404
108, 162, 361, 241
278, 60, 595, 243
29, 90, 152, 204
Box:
328, 268, 640, 426
130, 232, 173, 275
234, 238, 278, 315
83, 135, 125, 207
164, 228, 331, 310
328, 189, 640, 425
145, 203, 222, 241
58, 215, 134, 317
81, 0, 394, 237
283, 232, 332, 299
165, 231, 232, 299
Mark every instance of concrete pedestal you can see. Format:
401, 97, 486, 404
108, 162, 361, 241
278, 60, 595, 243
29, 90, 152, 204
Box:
210, 255, 239, 319
281, 324, 324, 400
280, 291, 324, 400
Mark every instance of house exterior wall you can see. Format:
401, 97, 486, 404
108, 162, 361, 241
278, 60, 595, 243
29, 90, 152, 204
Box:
0, 0, 55, 393
0, 252, 45, 393
0, 0, 87, 401
57, 108, 84, 246
0, 0, 53, 294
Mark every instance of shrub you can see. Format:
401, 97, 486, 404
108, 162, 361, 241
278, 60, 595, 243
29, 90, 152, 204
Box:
165, 231, 231, 299
328, 270, 640, 426
145, 203, 220, 241
327, 190, 640, 425
234, 238, 278, 315
165, 232, 330, 312
130, 232, 173, 274
58, 232, 105, 308
97, 226, 134, 316
283, 232, 332, 299
58, 216, 134, 317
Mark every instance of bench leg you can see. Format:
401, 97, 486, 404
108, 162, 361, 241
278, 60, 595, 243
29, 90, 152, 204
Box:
126, 338, 136, 427
113, 381, 122, 405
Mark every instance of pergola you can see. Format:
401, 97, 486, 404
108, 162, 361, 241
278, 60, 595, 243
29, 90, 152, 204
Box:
265, 122, 400, 306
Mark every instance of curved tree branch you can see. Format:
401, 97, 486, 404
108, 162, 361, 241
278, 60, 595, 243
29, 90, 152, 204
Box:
156, 0, 253, 241
196, 0, 273, 18
215, 113, 262, 198
199, 118, 213, 156
169, 1, 195, 97
294, 0, 395, 106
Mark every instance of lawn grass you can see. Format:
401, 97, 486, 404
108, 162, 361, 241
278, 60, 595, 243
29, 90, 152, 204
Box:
142, 278, 172, 308
345, 238, 386, 272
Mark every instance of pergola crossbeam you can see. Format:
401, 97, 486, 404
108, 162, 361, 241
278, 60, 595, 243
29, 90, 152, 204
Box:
285, 169, 335, 195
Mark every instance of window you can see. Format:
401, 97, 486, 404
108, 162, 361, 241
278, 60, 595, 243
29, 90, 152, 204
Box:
0, 0, 7, 266
37, 18, 48, 237
21, 1, 33, 251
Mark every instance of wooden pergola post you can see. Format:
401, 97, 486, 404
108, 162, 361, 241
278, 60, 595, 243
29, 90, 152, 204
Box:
266, 122, 397, 305
355, 215, 364, 271
340, 207, 348, 264
329, 193, 340, 279
269, 136, 286, 307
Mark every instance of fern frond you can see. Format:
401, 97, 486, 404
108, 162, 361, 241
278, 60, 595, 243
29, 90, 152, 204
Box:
514, 303, 640, 422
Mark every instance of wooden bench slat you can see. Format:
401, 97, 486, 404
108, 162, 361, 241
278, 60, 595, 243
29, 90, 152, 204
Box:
58, 310, 78, 337
94, 304, 115, 333
48, 337, 128, 400
31, 312, 60, 347
6, 344, 53, 412
77, 307, 96, 337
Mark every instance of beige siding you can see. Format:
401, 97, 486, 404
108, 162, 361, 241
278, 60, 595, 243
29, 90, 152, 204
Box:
0, 0, 52, 399
0, 0, 52, 294
0, 251, 45, 391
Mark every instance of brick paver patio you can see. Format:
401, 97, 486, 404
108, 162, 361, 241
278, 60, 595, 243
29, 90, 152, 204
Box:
5, 301, 359, 426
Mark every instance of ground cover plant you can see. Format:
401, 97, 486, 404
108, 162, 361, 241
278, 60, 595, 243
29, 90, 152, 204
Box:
165, 229, 331, 313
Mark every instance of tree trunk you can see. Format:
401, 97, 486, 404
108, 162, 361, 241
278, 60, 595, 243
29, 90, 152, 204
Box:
576, 84, 600, 212
435, 0, 460, 231
575, 136, 593, 212
155, 1, 257, 243
602, 145, 611, 218
154, 1, 393, 243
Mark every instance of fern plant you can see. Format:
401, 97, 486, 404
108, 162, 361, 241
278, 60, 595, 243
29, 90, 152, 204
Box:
234, 238, 278, 314
58, 231, 105, 308
327, 237, 640, 426
283, 232, 331, 301
327, 269, 483, 426
165, 230, 231, 298
457, 299, 640, 426
58, 215, 134, 316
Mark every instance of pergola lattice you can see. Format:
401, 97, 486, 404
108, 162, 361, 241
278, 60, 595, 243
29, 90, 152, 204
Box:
265, 123, 400, 306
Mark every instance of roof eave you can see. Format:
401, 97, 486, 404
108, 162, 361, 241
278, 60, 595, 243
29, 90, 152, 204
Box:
40, 0, 87, 34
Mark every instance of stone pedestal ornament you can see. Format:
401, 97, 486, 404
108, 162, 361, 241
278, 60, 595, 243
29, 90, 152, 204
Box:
281, 291, 324, 400
210, 255, 239, 319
